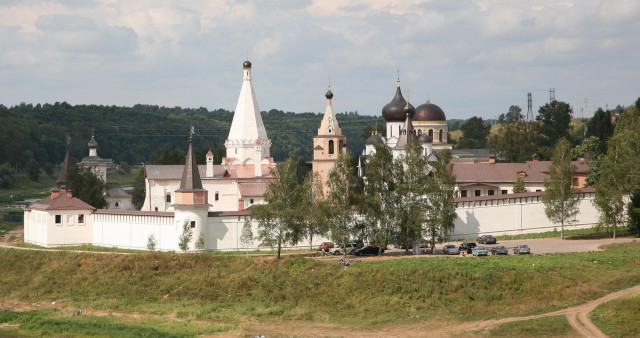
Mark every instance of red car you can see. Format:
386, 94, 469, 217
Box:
319, 242, 334, 252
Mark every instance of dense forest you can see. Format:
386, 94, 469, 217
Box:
0, 102, 384, 170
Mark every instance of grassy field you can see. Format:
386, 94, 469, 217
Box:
106, 168, 138, 186
0, 242, 639, 336
591, 292, 640, 337
489, 315, 574, 337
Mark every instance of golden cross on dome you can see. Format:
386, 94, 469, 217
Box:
405, 88, 413, 104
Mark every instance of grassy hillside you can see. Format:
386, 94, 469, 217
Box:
0, 243, 639, 328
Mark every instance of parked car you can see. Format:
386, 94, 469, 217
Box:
350, 239, 365, 249
513, 244, 531, 254
490, 245, 509, 255
477, 235, 497, 244
331, 243, 356, 255
459, 242, 477, 254
442, 244, 460, 255
353, 245, 384, 256
318, 242, 334, 252
472, 246, 488, 256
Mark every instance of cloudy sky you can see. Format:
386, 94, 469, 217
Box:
1, 0, 639, 120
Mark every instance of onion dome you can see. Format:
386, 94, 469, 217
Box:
243, 60, 252, 68
365, 133, 384, 145
382, 86, 415, 122
325, 89, 333, 99
414, 99, 446, 121
418, 133, 433, 144
88, 136, 98, 148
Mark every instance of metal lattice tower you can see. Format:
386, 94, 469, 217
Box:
549, 88, 555, 102
527, 92, 533, 121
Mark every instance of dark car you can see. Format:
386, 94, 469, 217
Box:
477, 235, 497, 244
459, 242, 477, 254
490, 245, 509, 255
350, 239, 365, 249
442, 244, 460, 255
353, 245, 384, 256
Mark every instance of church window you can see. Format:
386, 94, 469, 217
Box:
191, 221, 196, 228
329, 140, 335, 155
328, 127, 333, 134
250, 199, 254, 204
488, 190, 495, 196
339, 140, 344, 154
55, 215, 62, 225
428, 129, 433, 138
155, 207, 158, 212
474, 190, 481, 196
215, 192, 219, 201
418, 129, 422, 135
460, 190, 467, 197
439, 129, 443, 142
78, 214, 84, 224
166, 194, 171, 203
115, 202, 119, 207
501, 190, 507, 195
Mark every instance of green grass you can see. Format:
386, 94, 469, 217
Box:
489, 315, 574, 336
0, 172, 57, 204
0, 309, 230, 337
0, 242, 639, 327
14, 241, 144, 254
488, 227, 629, 241
591, 292, 640, 337
106, 169, 138, 186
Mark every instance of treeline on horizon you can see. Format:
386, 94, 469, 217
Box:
0, 102, 385, 170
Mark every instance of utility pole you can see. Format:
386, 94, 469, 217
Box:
549, 88, 555, 102
527, 92, 533, 121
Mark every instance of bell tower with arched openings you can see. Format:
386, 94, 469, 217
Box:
312, 84, 347, 196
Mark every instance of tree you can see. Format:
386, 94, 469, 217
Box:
0, 163, 15, 188
572, 136, 603, 187
513, 175, 526, 193
457, 116, 490, 149
359, 139, 397, 249
26, 159, 40, 181
487, 122, 540, 162
537, 100, 572, 147
66, 166, 107, 209
498, 105, 523, 123
541, 138, 580, 239
178, 220, 193, 252
627, 190, 640, 237
395, 142, 430, 254
298, 172, 328, 250
585, 108, 614, 154
146, 234, 157, 251
424, 150, 457, 251
149, 144, 185, 165
195, 233, 205, 250
240, 221, 254, 257
131, 168, 145, 210
326, 152, 358, 254
251, 156, 303, 259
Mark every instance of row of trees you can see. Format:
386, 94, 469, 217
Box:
247, 141, 457, 258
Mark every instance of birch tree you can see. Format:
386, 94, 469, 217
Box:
542, 138, 580, 239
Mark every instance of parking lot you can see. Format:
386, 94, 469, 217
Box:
322, 237, 638, 260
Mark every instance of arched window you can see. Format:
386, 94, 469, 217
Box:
329, 140, 335, 155
166, 194, 171, 203
339, 140, 344, 154
250, 199, 254, 204
215, 192, 219, 201
418, 129, 422, 135
115, 202, 119, 207
428, 129, 433, 138
439, 129, 443, 142
154, 207, 158, 212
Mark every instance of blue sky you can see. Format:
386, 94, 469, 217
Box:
1, 0, 639, 120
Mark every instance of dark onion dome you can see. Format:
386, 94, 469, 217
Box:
325, 89, 333, 99
365, 133, 384, 145
414, 100, 446, 121
88, 136, 98, 148
243, 60, 252, 68
418, 133, 433, 144
382, 86, 415, 122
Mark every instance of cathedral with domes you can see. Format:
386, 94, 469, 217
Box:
358, 77, 450, 176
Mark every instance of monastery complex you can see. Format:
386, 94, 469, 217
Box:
24, 60, 600, 250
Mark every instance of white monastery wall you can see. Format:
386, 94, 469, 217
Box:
452, 192, 598, 239
92, 213, 177, 251
24, 209, 92, 247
